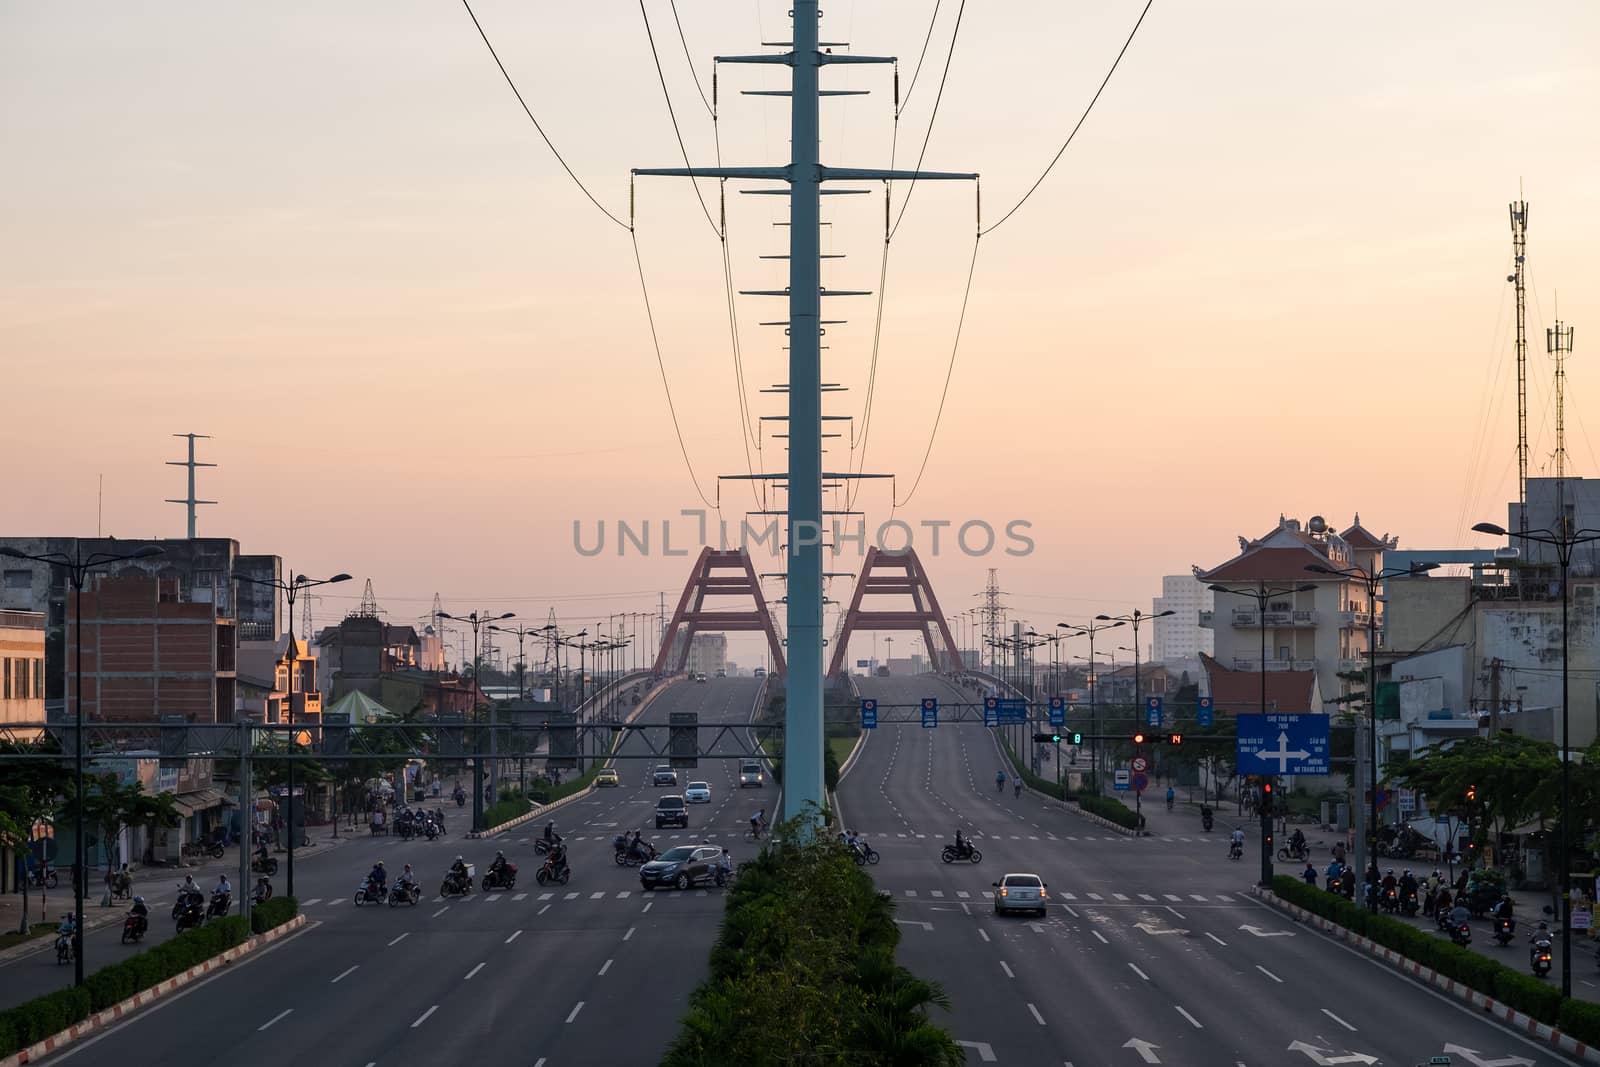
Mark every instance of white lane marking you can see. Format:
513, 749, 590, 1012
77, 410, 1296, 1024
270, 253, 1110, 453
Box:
566, 1001, 585, 1023
1205, 932, 1227, 946
431, 906, 449, 918
506, 930, 522, 944
300, 898, 322, 906
534, 1060, 546, 1067
590, 892, 605, 900
1129, 963, 1149, 981
1256, 965, 1283, 983
1175, 1006, 1203, 1029
258, 1009, 293, 1031
1167, 907, 1186, 920
331, 965, 358, 984
598, 959, 613, 976
1000, 961, 1015, 978
538, 904, 552, 915
955, 1041, 997, 1062
1091, 930, 1109, 944
978, 928, 991, 942
1064, 906, 1079, 919
513, 893, 527, 901
1027, 1003, 1046, 1025
623, 926, 636, 941
410, 1005, 439, 1029
1321, 1008, 1357, 1031
643, 901, 654, 914
617, 891, 632, 899
388, 932, 409, 947
1139, 893, 1156, 902
539, 892, 554, 900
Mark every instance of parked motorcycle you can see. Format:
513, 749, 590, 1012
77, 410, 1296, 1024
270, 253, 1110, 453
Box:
121, 913, 148, 944
941, 841, 983, 864
483, 863, 519, 891
388, 881, 422, 907
109, 868, 134, 902
27, 864, 59, 890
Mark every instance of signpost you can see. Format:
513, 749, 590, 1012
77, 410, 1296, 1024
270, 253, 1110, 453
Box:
860, 698, 878, 730
1131, 755, 1148, 773
1114, 768, 1131, 791
1145, 696, 1163, 728
1048, 696, 1065, 728
1131, 772, 1149, 793
921, 698, 938, 729
995, 698, 1027, 724
1235, 713, 1331, 775
1196, 696, 1213, 728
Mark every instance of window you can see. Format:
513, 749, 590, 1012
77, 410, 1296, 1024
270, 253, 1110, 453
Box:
3, 570, 30, 591
33, 658, 42, 698
2, 658, 10, 699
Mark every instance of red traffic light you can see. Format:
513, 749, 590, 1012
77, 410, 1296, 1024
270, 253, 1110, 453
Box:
1168, 733, 1183, 745
1132, 732, 1146, 745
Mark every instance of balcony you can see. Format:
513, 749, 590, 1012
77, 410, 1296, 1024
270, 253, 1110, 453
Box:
1198, 610, 1215, 628
1230, 609, 1318, 628
1338, 609, 1379, 629
1231, 658, 1318, 672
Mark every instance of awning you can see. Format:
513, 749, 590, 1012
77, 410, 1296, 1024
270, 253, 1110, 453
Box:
171, 788, 234, 819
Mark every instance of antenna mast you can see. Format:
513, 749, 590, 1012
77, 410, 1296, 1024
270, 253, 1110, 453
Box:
165, 433, 216, 539
1509, 199, 1530, 542
356, 579, 381, 618
1550, 307, 1576, 527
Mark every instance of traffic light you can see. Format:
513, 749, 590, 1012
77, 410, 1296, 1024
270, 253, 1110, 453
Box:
1132, 732, 1147, 745
1466, 783, 1477, 802
1067, 731, 1083, 745
1033, 732, 1061, 744
1167, 733, 1184, 746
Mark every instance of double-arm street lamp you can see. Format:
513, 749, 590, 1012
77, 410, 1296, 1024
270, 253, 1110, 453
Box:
1058, 619, 1126, 795
1304, 561, 1437, 912
440, 610, 514, 832
490, 623, 555, 702
0, 543, 165, 986
1205, 583, 1315, 887
1473, 519, 1600, 996
232, 569, 352, 897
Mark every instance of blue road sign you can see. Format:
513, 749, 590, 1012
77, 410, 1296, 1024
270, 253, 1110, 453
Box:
983, 695, 998, 728
921, 697, 938, 729
1113, 768, 1131, 792
1196, 696, 1214, 728
1235, 713, 1330, 775
1048, 696, 1065, 728
1145, 696, 1163, 727
996, 698, 1027, 724
860, 698, 877, 730
1131, 772, 1149, 793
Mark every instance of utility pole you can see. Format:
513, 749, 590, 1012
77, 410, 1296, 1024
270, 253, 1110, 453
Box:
164, 433, 216, 539
1510, 197, 1530, 547
1488, 657, 1503, 735
635, 3, 974, 825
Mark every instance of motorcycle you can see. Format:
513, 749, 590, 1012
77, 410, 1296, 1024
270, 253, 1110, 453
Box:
614, 838, 655, 867
535, 834, 565, 856
121, 912, 148, 944
207, 891, 232, 919
849, 839, 880, 866
353, 879, 384, 906
174, 896, 204, 932
172, 886, 204, 920
424, 819, 440, 842
110, 869, 133, 901
440, 867, 474, 898
1200, 812, 1214, 832
535, 857, 571, 887
1228, 840, 1243, 861
397, 818, 414, 841
27, 864, 59, 890
1531, 940, 1554, 977
1276, 843, 1310, 862
55, 928, 74, 964
388, 881, 422, 907
253, 877, 273, 905
1451, 921, 1472, 947
454, 790, 466, 808
483, 863, 519, 891
1493, 917, 1516, 945
251, 852, 280, 877
941, 841, 983, 865
1379, 887, 1399, 914
1400, 890, 1420, 917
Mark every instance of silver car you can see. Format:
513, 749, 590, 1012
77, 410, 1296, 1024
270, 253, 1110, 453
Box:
993, 873, 1048, 917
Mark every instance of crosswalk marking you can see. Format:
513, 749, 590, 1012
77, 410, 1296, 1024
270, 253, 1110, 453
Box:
1215, 894, 1233, 903
1087, 893, 1104, 901
957, 891, 970, 899
1113, 893, 1129, 901
931, 890, 945, 899
905, 890, 918, 898
616, 891, 631, 899
1189, 894, 1208, 902
1062, 893, 1077, 901
1164, 894, 1182, 902
487, 894, 501, 902
564, 892, 580, 901
513, 893, 527, 901
590, 892, 605, 900
1139, 894, 1156, 902
539, 893, 554, 901
982, 891, 995, 899
301, 898, 322, 907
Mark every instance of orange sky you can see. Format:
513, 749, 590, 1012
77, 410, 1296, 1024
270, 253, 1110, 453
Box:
3, 2, 1598, 666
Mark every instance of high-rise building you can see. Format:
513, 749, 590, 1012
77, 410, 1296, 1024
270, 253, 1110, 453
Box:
1151, 576, 1213, 674
686, 633, 727, 677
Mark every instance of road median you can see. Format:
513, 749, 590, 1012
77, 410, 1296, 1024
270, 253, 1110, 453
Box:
0, 896, 303, 1065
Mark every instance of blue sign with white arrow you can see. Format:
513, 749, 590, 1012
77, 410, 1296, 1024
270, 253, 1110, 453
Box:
860, 698, 877, 730
1235, 713, 1330, 775
921, 697, 938, 728
1048, 696, 1065, 728
1145, 696, 1163, 727
1196, 696, 1213, 728
995, 698, 1027, 724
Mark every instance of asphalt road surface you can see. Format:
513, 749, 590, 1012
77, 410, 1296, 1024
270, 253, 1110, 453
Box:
42, 677, 769, 1067
841, 674, 1575, 1067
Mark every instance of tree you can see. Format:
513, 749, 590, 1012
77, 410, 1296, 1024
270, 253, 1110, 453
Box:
0, 741, 71, 932
62, 773, 180, 873
1391, 735, 1560, 858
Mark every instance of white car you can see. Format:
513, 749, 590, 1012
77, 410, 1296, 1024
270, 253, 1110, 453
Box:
992, 872, 1048, 917
684, 781, 712, 804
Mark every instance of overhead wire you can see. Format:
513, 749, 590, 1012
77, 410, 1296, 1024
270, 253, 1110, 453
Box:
668, 0, 714, 116
459, 0, 630, 231
639, 0, 722, 237
980, 0, 1154, 237
889, 0, 967, 239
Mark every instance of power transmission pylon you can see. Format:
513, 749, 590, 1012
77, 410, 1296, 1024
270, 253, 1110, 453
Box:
165, 433, 216, 539
356, 579, 381, 618
980, 569, 1007, 672
1509, 197, 1530, 543
634, 1, 976, 823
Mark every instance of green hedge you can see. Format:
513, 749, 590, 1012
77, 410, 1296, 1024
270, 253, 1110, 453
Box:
0, 897, 300, 1058
999, 736, 1066, 801
1271, 876, 1597, 1045
482, 795, 532, 828
1079, 795, 1141, 830
662, 820, 963, 1066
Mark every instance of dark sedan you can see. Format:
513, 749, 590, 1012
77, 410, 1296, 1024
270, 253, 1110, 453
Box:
640, 845, 721, 891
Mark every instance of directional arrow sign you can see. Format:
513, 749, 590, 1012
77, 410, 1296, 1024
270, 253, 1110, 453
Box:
1238, 924, 1295, 937
1122, 1038, 1162, 1064
1236, 713, 1330, 774
1287, 1041, 1377, 1065
1441, 1045, 1534, 1067
1134, 921, 1184, 936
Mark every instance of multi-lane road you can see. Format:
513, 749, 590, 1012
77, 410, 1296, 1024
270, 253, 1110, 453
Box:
842, 674, 1572, 1067
39, 677, 771, 1067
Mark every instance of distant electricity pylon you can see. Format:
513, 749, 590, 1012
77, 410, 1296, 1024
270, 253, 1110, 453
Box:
165, 433, 216, 539
634, 0, 976, 823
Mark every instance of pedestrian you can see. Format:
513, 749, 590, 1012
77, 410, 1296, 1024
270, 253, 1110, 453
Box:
1302, 862, 1317, 886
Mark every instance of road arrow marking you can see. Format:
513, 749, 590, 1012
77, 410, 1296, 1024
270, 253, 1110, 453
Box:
1123, 1038, 1161, 1063
1238, 924, 1294, 937
1441, 1045, 1535, 1067
955, 1041, 996, 1062
894, 918, 933, 931
1134, 921, 1184, 935
1286, 1041, 1377, 1065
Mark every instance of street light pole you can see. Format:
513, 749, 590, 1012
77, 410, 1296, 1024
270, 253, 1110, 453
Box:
440, 610, 515, 832
1, 543, 166, 987
1094, 610, 1173, 825
1059, 620, 1125, 796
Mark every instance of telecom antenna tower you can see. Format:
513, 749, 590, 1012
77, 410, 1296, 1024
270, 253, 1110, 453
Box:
356, 579, 381, 618
165, 433, 216, 538
635, 1, 975, 822
1549, 310, 1575, 520
1509, 199, 1530, 542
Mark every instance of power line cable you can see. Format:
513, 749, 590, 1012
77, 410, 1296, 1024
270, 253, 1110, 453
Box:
639, 0, 721, 237
668, 0, 714, 116
890, 0, 967, 239
460, 0, 630, 231
980, 0, 1154, 237
899, 0, 943, 114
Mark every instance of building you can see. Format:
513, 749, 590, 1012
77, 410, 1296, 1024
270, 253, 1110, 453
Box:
0, 537, 279, 706
237, 635, 322, 728
686, 632, 727, 677
1095, 662, 1171, 706
1152, 575, 1214, 676
0, 609, 45, 733
1196, 514, 1398, 710
66, 573, 238, 723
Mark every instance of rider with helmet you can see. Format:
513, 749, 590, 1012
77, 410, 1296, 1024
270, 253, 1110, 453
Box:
367, 861, 387, 896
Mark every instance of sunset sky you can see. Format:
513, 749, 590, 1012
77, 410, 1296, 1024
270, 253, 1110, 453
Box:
4, 2, 1598, 667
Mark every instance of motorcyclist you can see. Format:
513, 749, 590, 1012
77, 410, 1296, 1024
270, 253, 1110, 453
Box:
367, 860, 387, 896
1289, 827, 1307, 856
1229, 827, 1245, 856
1166, 786, 1175, 810
1492, 894, 1516, 932
1398, 868, 1419, 903
751, 808, 768, 837
1340, 867, 1356, 899
954, 828, 969, 856
490, 850, 509, 876
127, 895, 149, 932
1014, 779, 1023, 798
1449, 899, 1472, 930
1200, 804, 1214, 831
1326, 860, 1343, 892
399, 863, 417, 889
448, 855, 469, 889
547, 840, 569, 877
544, 821, 558, 846
213, 873, 232, 907
1380, 868, 1398, 893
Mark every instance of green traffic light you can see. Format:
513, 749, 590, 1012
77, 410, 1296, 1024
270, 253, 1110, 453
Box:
1069, 731, 1083, 745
